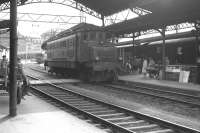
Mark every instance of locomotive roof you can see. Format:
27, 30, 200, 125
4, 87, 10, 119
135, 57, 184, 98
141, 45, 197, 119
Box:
41, 23, 102, 49
55, 23, 102, 37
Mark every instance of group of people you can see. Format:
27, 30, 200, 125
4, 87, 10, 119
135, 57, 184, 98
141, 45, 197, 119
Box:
125, 56, 143, 73
124, 56, 170, 79
141, 57, 157, 78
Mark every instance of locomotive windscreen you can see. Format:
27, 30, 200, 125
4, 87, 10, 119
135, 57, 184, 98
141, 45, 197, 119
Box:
91, 46, 117, 62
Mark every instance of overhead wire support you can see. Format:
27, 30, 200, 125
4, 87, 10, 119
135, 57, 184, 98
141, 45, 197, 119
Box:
0, 12, 86, 24
0, 0, 102, 19
105, 7, 151, 26
131, 7, 152, 16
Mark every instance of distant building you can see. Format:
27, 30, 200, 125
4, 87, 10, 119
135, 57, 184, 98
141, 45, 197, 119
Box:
0, 32, 43, 60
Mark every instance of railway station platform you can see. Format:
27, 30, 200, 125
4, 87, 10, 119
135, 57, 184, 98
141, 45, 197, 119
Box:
118, 74, 200, 94
0, 94, 106, 133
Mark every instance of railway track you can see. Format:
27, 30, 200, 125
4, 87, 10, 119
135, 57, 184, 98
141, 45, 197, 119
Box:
28, 75, 199, 133
27, 66, 200, 108
103, 83, 200, 108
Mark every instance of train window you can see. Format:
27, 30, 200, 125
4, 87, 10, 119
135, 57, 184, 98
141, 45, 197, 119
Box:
83, 32, 88, 40
90, 31, 96, 40
98, 32, 105, 41
156, 47, 161, 53
69, 39, 73, 47
66, 40, 69, 48
177, 47, 183, 55
61, 41, 65, 47
98, 32, 103, 40
58, 42, 61, 48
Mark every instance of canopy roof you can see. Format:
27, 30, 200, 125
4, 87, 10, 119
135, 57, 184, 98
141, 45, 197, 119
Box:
1, 0, 200, 36
105, 11, 200, 35
1, 0, 199, 18
73, 0, 200, 17
74, 0, 137, 16
104, 0, 200, 35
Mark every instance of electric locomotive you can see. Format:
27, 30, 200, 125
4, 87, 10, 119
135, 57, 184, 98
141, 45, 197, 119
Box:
42, 23, 119, 81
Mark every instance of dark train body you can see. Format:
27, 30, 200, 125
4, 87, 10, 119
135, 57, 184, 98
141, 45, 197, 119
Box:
120, 36, 199, 65
42, 23, 119, 81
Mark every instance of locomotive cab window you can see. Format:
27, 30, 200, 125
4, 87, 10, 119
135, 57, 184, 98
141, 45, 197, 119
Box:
98, 32, 106, 42
83, 32, 89, 40
89, 31, 96, 40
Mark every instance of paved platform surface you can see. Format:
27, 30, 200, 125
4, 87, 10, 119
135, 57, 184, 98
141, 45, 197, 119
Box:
30, 79, 81, 85
0, 94, 106, 133
119, 74, 200, 93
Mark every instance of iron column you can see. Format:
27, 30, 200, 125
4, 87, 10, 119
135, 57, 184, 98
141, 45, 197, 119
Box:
9, 0, 18, 116
161, 28, 166, 80
101, 15, 105, 27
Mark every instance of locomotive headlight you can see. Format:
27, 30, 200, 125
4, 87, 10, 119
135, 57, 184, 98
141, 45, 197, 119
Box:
95, 56, 100, 61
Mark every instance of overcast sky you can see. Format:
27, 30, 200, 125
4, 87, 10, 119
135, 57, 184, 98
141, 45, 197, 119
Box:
4, 3, 102, 38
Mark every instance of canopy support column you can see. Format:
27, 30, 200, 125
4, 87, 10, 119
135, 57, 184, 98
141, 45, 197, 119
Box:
132, 33, 135, 58
161, 28, 166, 80
132, 32, 140, 58
194, 21, 200, 84
9, 0, 18, 117
101, 15, 105, 27
156, 27, 166, 80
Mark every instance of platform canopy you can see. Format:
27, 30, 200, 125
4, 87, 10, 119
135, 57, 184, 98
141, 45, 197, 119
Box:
73, 0, 137, 17
72, 0, 200, 17
104, 0, 200, 35
1, 0, 200, 35
105, 11, 200, 35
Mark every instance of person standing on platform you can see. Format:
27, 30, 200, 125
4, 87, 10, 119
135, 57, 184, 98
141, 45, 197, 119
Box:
0, 55, 8, 86
148, 57, 155, 68
142, 57, 148, 77
16, 57, 30, 97
165, 57, 170, 66
0, 55, 8, 74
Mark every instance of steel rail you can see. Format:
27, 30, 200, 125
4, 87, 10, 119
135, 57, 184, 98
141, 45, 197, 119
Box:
28, 75, 199, 133
103, 83, 200, 107
27, 66, 200, 107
